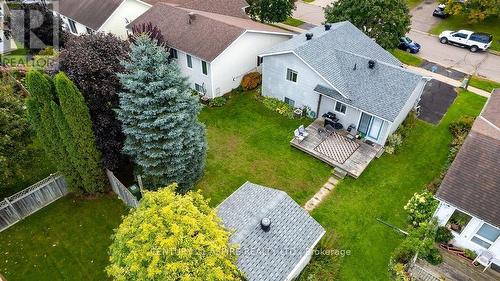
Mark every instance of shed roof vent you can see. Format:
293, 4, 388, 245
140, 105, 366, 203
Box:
305, 33, 313, 40
261, 217, 271, 232
368, 60, 376, 69
325, 24, 331, 31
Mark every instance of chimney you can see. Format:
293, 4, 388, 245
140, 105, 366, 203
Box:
260, 217, 271, 232
325, 24, 331, 31
368, 60, 376, 69
305, 33, 313, 40
188, 12, 196, 24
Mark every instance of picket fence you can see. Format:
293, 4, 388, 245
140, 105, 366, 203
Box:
0, 173, 68, 232
105, 169, 139, 208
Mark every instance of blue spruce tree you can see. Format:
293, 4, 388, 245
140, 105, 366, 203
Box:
116, 35, 207, 191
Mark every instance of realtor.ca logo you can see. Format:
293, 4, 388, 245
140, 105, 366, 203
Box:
1, 0, 62, 69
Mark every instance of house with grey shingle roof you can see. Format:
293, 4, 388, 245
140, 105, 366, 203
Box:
259, 21, 431, 146
217, 182, 325, 281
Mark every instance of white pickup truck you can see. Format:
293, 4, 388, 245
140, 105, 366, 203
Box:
439, 30, 492, 52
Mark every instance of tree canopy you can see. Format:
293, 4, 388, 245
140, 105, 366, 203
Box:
443, 0, 499, 23
107, 185, 242, 281
248, 0, 296, 23
116, 35, 207, 191
58, 33, 129, 171
324, 0, 411, 49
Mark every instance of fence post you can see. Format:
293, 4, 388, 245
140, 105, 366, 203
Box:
4, 198, 22, 221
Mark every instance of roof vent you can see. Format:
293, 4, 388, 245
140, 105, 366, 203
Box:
260, 217, 271, 232
305, 33, 313, 40
188, 12, 196, 24
368, 60, 376, 69
325, 24, 331, 31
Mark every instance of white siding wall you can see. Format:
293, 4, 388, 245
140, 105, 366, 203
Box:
389, 78, 427, 134
211, 31, 291, 97
434, 201, 500, 266
99, 0, 150, 39
262, 52, 391, 145
0, 30, 16, 54
173, 49, 213, 97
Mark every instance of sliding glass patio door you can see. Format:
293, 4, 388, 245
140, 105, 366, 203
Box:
358, 112, 383, 141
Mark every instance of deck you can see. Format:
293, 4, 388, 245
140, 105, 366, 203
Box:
290, 119, 383, 178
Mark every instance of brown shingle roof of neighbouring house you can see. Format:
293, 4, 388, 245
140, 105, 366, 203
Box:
59, 0, 123, 30
436, 89, 500, 228
129, 3, 290, 62
142, 0, 249, 18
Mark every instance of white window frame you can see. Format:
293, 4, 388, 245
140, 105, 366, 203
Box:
170, 48, 178, 59
201, 61, 208, 76
195, 83, 205, 94
471, 223, 500, 249
334, 101, 347, 115
286, 68, 297, 83
68, 19, 77, 34
284, 97, 295, 107
186, 54, 192, 69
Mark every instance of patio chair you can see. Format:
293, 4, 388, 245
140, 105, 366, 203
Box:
473, 250, 494, 272
298, 125, 309, 138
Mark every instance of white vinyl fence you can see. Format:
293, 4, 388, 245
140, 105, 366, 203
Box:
0, 173, 68, 232
106, 169, 139, 208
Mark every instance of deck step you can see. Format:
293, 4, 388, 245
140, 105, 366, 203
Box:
333, 167, 347, 179
376, 147, 385, 158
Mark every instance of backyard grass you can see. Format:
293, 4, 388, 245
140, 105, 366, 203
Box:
469, 76, 500, 92
406, 0, 423, 9
283, 17, 305, 27
390, 49, 424, 66
308, 90, 486, 280
197, 91, 331, 206
0, 194, 127, 281
430, 15, 500, 52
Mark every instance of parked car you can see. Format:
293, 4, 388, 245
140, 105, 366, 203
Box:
398, 36, 421, 53
439, 30, 493, 52
433, 4, 449, 18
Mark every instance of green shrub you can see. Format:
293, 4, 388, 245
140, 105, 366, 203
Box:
425, 248, 443, 265
385, 133, 403, 154
464, 249, 477, 260
404, 191, 438, 227
425, 177, 442, 194
449, 116, 474, 138
209, 96, 227, 107
261, 96, 294, 119
240, 72, 262, 90
435, 226, 453, 243
388, 261, 411, 281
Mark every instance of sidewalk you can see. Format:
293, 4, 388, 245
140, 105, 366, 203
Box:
407, 65, 491, 97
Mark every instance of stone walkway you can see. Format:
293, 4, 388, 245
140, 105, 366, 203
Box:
304, 176, 339, 211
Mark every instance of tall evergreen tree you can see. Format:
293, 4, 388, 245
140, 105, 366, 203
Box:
116, 35, 207, 191
25, 71, 82, 190
54, 72, 106, 193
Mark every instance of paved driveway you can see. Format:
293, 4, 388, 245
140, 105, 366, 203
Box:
293, 1, 325, 26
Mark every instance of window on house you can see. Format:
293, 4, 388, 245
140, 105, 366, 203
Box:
335, 101, 347, 114
286, 68, 297, 82
446, 210, 472, 234
284, 97, 295, 107
471, 223, 500, 249
169, 48, 178, 59
195, 83, 204, 94
201, 61, 208, 75
186, 54, 192, 68
68, 19, 77, 34
86, 27, 93, 34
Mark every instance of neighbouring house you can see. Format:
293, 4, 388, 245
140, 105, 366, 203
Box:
259, 21, 430, 146
0, 1, 17, 54
51, 0, 249, 39
217, 182, 325, 281
129, 3, 291, 98
434, 89, 500, 271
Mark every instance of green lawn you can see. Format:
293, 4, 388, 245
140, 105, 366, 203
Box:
283, 17, 305, 27
430, 15, 500, 52
0, 195, 127, 281
308, 91, 486, 280
197, 91, 331, 206
469, 76, 500, 92
406, 0, 423, 9
390, 49, 424, 66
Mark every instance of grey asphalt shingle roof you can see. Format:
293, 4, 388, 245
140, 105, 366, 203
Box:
263, 21, 424, 121
217, 182, 325, 281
